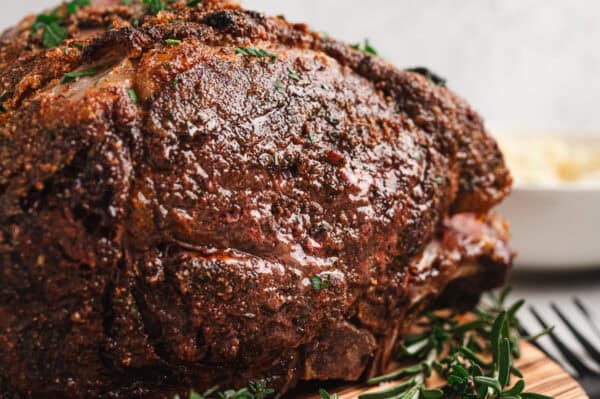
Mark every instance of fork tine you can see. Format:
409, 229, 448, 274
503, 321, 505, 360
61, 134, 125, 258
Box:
551, 302, 600, 365
574, 298, 600, 340
530, 306, 596, 377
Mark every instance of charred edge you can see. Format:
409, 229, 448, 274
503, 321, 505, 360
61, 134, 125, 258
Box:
83, 27, 152, 62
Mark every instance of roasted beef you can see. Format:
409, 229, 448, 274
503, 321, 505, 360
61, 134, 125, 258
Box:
0, 1, 513, 397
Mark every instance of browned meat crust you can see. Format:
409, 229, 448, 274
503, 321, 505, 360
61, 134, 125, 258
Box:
0, 1, 512, 397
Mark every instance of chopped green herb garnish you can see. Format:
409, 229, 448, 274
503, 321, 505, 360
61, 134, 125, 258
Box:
128, 88, 138, 102
287, 66, 300, 81
41, 21, 67, 47
273, 152, 279, 167
165, 38, 182, 46
31, 15, 57, 35
143, 0, 168, 14
235, 47, 277, 63
310, 275, 330, 291
66, 0, 91, 15
73, 43, 84, 50
274, 78, 284, 92
31, 0, 90, 49
121, 0, 133, 5
351, 38, 378, 56
131, 18, 140, 27
186, 0, 202, 6
61, 68, 97, 83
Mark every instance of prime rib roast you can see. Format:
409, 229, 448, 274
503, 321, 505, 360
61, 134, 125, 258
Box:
0, 0, 513, 397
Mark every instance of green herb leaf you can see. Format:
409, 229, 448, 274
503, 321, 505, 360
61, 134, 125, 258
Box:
499, 337, 513, 387
359, 378, 416, 399
318, 389, 339, 399
367, 363, 423, 385
310, 275, 330, 291
128, 88, 138, 102
188, 391, 202, 399
398, 387, 420, 399
41, 21, 68, 48
511, 365, 524, 378
523, 326, 554, 342
62, 68, 97, 83
459, 346, 492, 368
420, 388, 443, 399
235, 47, 277, 63
287, 67, 300, 81
491, 311, 508, 364
249, 380, 274, 399
67, 0, 91, 15
521, 393, 554, 399
274, 78, 284, 92
187, 0, 202, 6
402, 338, 430, 357
503, 380, 526, 396
507, 299, 525, 321
351, 39, 378, 56
474, 376, 502, 394
166, 38, 182, 45
498, 286, 513, 306
143, 0, 168, 14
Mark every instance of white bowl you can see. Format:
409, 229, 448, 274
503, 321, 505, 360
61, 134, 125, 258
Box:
496, 184, 600, 270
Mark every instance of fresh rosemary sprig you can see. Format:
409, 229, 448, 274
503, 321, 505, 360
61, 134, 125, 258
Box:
360, 287, 554, 399
175, 380, 274, 399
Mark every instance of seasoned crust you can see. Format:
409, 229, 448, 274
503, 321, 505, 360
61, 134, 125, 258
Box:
0, 1, 512, 397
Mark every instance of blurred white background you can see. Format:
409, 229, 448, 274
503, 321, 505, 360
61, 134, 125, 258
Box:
2, 1, 600, 133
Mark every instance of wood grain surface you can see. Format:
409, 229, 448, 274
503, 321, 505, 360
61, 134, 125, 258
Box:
296, 341, 588, 399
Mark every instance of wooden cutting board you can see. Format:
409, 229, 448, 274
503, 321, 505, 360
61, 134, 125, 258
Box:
296, 342, 588, 399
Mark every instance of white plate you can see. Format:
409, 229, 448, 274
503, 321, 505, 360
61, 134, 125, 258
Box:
496, 184, 600, 270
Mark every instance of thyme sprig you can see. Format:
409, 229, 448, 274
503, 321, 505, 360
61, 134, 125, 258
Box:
360, 288, 554, 399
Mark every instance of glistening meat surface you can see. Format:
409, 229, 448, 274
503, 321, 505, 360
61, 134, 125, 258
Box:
0, 0, 512, 397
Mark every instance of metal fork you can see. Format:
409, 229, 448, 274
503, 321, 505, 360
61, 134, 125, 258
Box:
523, 299, 600, 398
